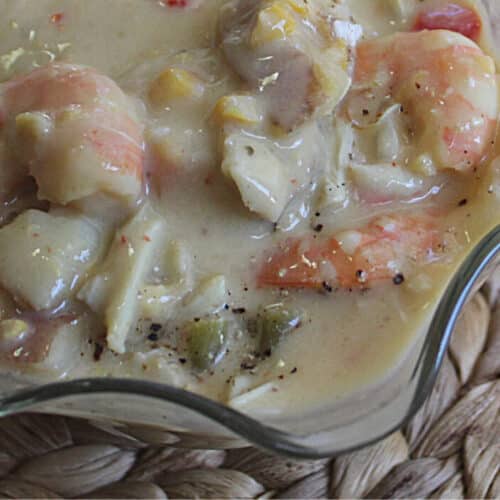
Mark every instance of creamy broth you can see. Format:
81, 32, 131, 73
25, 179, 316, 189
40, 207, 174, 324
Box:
0, 0, 498, 416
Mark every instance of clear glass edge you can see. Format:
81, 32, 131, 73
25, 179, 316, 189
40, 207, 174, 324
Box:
0, 224, 498, 459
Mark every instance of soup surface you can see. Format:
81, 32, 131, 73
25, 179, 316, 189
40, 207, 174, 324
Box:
0, 0, 498, 416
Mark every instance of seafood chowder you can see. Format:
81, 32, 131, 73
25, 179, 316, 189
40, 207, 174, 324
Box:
0, 0, 499, 416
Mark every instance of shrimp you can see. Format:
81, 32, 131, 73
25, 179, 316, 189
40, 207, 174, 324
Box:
0, 63, 143, 205
258, 29, 495, 290
257, 213, 449, 290
347, 29, 498, 174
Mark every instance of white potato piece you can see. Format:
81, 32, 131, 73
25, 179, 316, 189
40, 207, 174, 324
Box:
0, 209, 105, 310
39, 316, 97, 376
78, 203, 167, 353
222, 133, 291, 222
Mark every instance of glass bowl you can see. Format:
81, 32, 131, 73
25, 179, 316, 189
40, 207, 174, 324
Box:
1, 1, 500, 458
0, 225, 498, 458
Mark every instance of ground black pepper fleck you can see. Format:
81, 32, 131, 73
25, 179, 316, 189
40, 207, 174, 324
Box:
150, 323, 162, 332
147, 333, 159, 342
232, 307, 246, 314
458, 198, 468, 206
241, 361, 256, 370
393, 273, 405, 285
93, 342, 104, 362
322, 281, 333, 293
179, 358, 187, 364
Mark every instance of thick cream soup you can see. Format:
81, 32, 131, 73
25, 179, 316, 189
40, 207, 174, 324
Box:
0, 0, 498, 415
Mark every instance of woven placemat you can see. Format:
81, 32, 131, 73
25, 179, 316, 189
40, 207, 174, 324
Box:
0, 273, 498, 499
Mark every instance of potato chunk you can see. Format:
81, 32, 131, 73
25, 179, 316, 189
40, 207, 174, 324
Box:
78, 203, 167, 353
222, 133, 291, 222
0, 210, 104, 310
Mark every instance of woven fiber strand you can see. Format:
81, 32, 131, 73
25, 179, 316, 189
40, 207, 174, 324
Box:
0, 277, 498, 499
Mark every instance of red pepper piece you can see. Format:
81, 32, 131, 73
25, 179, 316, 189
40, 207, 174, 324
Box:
414, 3, 481, 41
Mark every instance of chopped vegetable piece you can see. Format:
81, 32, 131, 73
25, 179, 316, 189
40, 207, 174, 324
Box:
183, 318, 228, 371
212, 95, 262, 126
0, 209, 105, 310
250, 1, 298, 46
257, 304, 303, 353
78, 203, 167, 353
148, 67, 205, 108
221, 133, 291, 222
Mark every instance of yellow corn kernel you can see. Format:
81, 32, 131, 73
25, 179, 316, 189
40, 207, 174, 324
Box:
148, 68, 205, 108
250, 2, 297, 46
212, 95, 261, 126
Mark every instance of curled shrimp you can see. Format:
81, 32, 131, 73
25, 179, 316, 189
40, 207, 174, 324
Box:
257, 213, 448, 290
346, 29, 498, 174
0, 63, 143, 205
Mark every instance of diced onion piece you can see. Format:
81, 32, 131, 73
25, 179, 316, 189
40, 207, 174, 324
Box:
182, 275, 227, 317
350, 163, 426, 202
138, 285, 180, 323
164, 239, 193, 287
